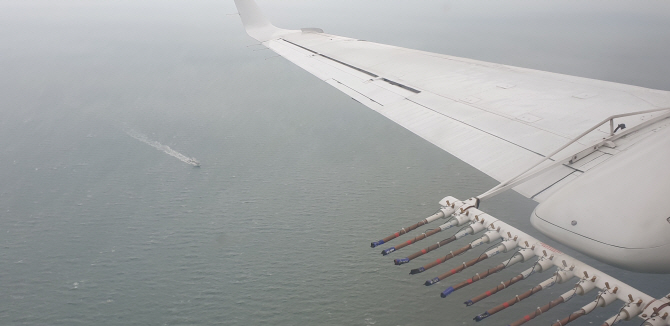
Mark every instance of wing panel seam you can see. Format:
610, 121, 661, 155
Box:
530, 171, 577, 200
280, 38, 421, 94
405, 98, 548, 159
331, 79, 384, 106
280, 38, 379, 78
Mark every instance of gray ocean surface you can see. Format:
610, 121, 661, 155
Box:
1, 1, 669, 325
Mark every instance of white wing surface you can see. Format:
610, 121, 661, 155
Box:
233, 0, 670, 201
233, 1, 670, 325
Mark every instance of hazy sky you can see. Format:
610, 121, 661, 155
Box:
3, 0, 669, 89
254, 0, 670, 90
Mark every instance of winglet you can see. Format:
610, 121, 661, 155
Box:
233, 0, 296, 42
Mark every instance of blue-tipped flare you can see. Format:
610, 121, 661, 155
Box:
394, 258, 410, 265
425, 277, 440, 286
409, 267, 425, 275
371, 240, 385, 248
440, 286, 455, 298
381, 247, 396, 255
474, 312, 490, 322
464, 300, 474, 306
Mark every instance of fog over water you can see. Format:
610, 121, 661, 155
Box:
1, 1, 669, 325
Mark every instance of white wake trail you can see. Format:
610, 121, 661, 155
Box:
125, 128, 200, 167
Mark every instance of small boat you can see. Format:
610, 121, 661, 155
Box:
187, 158, 200, 167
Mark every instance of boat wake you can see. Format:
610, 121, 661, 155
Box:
124, 128, 200, 167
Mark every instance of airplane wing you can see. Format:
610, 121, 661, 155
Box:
234, 0, 670, 202
233, 1, 670, 325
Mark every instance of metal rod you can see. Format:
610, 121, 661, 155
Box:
473, 281, 544, 321
381, 227, 442, 255
396, 220, 484, 265
410, 243, 472, 275
552, 309, 587, 326
431, 241, 511, 289
394, 235, 457, 265
447, 263, 506, 293
551, 299, 599, 326
370, 211, 444, 248
469, 265, 539, 315
508, 296, 566, 326
445, 253, 527, 299
430, 254, 490, 288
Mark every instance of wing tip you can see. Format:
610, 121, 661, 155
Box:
233, 0, 295, 42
